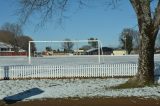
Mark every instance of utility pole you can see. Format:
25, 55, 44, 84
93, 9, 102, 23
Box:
124, 32, 128, 55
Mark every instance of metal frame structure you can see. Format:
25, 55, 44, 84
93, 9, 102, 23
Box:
28, 40, 103, 64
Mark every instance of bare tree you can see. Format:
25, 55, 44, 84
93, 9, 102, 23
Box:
130, 29, 140, 50
119, 28, 133, 54
1, 23, 23, 36
18, 0, 160, 86
45, 46, 52, 51
88, 37, 98, 48
155, 33, 160, 49
17, 35, 36, 54
61, 38, 74, 53
18, 0, 73, 26
0, 29, 36, 54
1, 23, 23, 52
0, 30, 15, 45
125, 0, 160, 86
119, 28, 139, 54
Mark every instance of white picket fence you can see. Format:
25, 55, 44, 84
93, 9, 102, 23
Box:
0, 64, 139, 79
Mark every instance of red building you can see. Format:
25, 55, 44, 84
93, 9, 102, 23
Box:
0, 42, 27, 56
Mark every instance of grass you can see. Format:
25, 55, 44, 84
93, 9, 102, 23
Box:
109, 78, 159, 89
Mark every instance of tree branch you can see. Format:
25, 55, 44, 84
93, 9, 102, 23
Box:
18, 0, 70, 27
153, 0, 160, 39
129, 0, 144, 32
129, 0, 152, 34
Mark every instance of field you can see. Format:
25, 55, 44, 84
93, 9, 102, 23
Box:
0, 78, 160, 106
0, 55, 160, 105
0, 54, 160, 66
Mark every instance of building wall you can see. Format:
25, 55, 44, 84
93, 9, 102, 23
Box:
113, 50, 127, 55
86, 50, 113, 55
0, 52, 27, 56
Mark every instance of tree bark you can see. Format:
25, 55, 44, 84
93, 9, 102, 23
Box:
133, 32, 155, 85
127, 0, 160, 86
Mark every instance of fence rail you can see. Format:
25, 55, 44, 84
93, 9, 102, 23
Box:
0, 64, 139, 79
0, 64, 160, 79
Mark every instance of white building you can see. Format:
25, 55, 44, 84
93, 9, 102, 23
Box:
0, 42, 13, 52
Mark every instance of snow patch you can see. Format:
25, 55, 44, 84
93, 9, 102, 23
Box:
1, 78, 160, 101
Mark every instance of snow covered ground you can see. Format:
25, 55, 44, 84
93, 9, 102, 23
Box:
0, 54, 160, 66
0, 78, 160, 101
0, 55, 160, 101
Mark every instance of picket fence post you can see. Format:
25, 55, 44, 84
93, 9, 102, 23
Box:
0, 64, 142, 79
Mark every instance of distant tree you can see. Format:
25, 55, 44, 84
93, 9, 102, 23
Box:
119, 28, 139, 54
0, 30, 36, 53
57, 49, 60, 52
61, 38, 74, 53
0, 30, 15, 44
88, 38, 98, 48
1, 23, 23, 52
80, 45, 92, 51
45, 46, 52, 51
155, 33, 160, 49
17, 36, 36, 54
1, 23, 23, 36
130, 29, 140, 50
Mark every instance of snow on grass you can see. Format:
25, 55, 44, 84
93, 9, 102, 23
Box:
1, 78, 160, 101
0, 55, 139, 66
0, 55, 160, 100
1, 55, 160, 66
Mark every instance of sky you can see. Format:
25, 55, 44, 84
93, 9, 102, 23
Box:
0, 0, 138, 49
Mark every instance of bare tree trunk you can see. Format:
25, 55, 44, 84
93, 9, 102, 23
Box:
125, 0, 160, 87
130, 32, 155, 86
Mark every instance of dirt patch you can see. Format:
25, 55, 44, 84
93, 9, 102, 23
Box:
1, 97, 160, 106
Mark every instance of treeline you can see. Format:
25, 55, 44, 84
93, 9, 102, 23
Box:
0, 23, 36, 53
45, 38, 99, 53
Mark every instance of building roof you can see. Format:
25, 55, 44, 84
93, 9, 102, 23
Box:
86, 47, 113, 53
0, 42, 13, 48
86, 48, 98, 53
113, 49, 126, 51
74, 49, 84, 52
